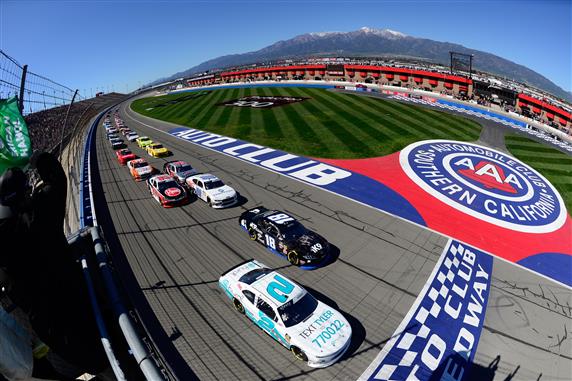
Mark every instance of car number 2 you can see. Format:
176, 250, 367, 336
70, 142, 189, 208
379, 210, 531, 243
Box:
266, 274, 294, 303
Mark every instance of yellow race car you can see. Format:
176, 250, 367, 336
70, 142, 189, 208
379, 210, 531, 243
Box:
136, 136, 153, 148
146, 143, 170, 158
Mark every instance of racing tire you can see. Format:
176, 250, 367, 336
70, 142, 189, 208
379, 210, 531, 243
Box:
287, 251, 300, 266
207, 197, 212, 207
248, 227, 258, 241
290, 346, 308, 362
233, 298, 245, 314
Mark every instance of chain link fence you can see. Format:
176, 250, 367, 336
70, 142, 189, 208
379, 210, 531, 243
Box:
0, 49, 124, 156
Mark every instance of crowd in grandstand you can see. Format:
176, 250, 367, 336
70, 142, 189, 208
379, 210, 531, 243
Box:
24, 93, 126, 154
178, 57, 571, 136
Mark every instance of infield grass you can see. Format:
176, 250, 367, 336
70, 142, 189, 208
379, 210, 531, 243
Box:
506, 134, 572, 213
131, 87, 482, 159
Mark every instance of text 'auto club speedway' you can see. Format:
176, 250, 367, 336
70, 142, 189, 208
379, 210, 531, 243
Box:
91, 85, 571, 381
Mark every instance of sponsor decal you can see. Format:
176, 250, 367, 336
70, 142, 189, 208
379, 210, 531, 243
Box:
400, 140, 566, 233
360, 240, 493, 381
217, 95, 308, 109
164, 187, 181, 197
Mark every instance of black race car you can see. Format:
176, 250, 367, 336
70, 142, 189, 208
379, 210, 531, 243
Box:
239, 207, 330, 267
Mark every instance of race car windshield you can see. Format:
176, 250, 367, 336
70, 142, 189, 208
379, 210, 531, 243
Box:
121, 150, 132, 155
158, 181, 178, 191
178, 165, 193, 173
278, 293, 318, 328
204, 180, 224, 189
280, 221, 307, 237
133, 162, 147, 168
239, 268, 273, 285
152, 144, 163, 149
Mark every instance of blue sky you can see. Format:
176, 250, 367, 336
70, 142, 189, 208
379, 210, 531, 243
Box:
1, 0, 570, 96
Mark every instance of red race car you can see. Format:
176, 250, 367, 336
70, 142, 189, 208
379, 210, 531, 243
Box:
147, 174, 188, 208
116, 148, 137, 165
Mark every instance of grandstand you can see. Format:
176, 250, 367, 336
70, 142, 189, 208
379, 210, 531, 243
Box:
181, 58, 571, 136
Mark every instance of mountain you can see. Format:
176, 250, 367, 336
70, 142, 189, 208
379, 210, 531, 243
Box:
154, 27, 571, 102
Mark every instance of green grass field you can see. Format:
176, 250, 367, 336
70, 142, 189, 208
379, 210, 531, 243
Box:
131, 87, 482, 159
506, 134, 572, 213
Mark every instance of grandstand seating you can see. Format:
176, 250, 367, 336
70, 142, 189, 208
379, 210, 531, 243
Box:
183, 60, 571, 134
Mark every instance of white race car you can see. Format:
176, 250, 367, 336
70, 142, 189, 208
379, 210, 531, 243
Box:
186, 173, 237, 208
126, 132, 139, 142
219, 260, 352, 367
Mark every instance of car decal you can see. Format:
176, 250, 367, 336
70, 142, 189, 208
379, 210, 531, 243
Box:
266, 274, 295, 303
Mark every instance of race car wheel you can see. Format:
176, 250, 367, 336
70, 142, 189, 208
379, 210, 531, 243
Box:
287, 251, 300, 266
291, 346, 308, 362
233, 298, 245, 314
207, 197, 212, 207
248, 227, 258, 241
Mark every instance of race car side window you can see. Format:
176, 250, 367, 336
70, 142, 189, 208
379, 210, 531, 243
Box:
242, 290, 255, 304
197, 181, 204, 189
266, 224, 279, 236
256, 298, 277, 321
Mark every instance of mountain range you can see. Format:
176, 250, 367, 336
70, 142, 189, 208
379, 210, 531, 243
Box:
153, 27, 571, 102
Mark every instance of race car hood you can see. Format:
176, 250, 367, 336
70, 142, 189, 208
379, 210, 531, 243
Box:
286, 301, 351, 357
135, 166, 152, 175
162, 186, 184, 199
207, 185, 236, 201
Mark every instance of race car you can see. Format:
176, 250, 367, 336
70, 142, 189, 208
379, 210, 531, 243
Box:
219, 260, 352, 368
116, 148, 137, 165
147, 174, 188, 208
186, 173, 237, 208
126, 132, 139, 142
110, 138, 125, 150
127, 158, 154, 181
163, 160, 198, 184
106, 126, 118, 134
239, 207, 330, 267
136, 136, 153, 148
146, 143, 170, 158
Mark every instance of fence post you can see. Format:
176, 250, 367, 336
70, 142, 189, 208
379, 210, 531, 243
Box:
59, 89, 78, 159
18, 64, 28, 113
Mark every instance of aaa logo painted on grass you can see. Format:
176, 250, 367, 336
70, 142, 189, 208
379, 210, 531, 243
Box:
400, 140, 566, 233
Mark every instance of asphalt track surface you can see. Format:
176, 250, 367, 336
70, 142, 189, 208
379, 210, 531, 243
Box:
92, 95, 572, 380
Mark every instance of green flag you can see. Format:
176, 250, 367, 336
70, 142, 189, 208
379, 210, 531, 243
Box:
0, 97, 32, 175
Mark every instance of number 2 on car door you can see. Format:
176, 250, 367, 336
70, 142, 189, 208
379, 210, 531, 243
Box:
265, 235, 276, 249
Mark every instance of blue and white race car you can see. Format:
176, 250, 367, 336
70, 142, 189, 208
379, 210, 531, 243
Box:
186, 173, 238, 208
219, 260, 352, 367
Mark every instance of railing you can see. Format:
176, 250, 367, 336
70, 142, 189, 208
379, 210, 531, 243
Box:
80, 108, 165, 380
